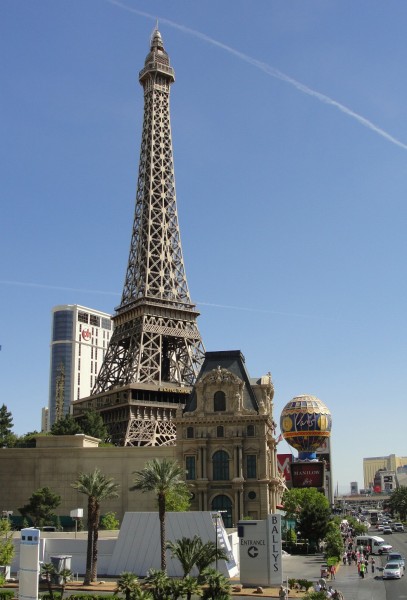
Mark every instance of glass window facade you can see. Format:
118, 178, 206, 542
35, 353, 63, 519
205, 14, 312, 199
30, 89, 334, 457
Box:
52, 311, 74, 342
90, 314, 100, 326
246, 455, 257, 479
101, 317, 111, 330
186, 456, 196, 480
49, 343, 72, 425
213, 450, 229, 480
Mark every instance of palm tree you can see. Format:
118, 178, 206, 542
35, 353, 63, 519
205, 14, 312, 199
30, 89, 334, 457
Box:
179, 575, 203, 600
72, 468, 119, 584
131, 458, 187, 571
195, 540, 228, 575
132, 589, 154, 600
166, 536, 203, 577
58, 568, 72, 600
200, 567, 231, 600
144, 568, 170, 600
116, 571, 140, 600
41, 562, 56, 600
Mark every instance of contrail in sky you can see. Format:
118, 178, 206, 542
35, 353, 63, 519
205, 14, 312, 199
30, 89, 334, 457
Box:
0, 280, 119, 296
106, 0, 407, 151
0, 279, 327, 320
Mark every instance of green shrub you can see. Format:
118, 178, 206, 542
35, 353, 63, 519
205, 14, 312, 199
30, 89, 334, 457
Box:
305, 593, 329, 600
0, 592, 15, 600
297, 579, 314, 591
100, 511, 120, 530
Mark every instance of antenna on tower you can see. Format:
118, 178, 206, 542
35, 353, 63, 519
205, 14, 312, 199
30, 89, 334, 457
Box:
150, 19, 159, 45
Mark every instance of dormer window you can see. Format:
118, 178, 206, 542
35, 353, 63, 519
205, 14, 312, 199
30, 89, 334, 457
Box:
214, 391, 226, 412
247, 424, 255, 437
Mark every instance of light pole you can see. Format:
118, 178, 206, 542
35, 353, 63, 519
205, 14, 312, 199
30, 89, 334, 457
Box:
214, 510, 227, 571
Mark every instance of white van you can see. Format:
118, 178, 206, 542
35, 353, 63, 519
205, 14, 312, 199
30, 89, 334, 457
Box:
355, 535, 392, 555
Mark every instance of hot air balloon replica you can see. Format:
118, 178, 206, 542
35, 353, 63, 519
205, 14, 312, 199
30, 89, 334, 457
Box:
280, 395, 332, 491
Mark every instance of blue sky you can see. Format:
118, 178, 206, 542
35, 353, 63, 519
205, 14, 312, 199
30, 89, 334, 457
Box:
2, 1, 407, 493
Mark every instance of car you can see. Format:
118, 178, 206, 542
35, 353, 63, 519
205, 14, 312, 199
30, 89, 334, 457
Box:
383, 526, 393, 535
383, 561, 403, 579
378, 524, 384, 531
378, 543, 393, 554
388, 553, 405, 570
393, 523, 405, 532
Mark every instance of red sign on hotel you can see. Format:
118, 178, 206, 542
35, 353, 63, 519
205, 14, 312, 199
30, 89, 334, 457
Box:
82, 329, 91, 341
290, 462, 325, 489
277, 454, 292, 482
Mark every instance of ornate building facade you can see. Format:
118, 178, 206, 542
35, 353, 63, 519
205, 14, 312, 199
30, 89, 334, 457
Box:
175, 351, 285, 526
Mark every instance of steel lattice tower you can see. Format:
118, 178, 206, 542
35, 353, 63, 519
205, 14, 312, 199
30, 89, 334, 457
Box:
72, 29, 205, 446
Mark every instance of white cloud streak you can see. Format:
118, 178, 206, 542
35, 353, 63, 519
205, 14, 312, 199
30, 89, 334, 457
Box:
106, 0, 407, 151
0, 279, 329, 320
0, 280, 120, 296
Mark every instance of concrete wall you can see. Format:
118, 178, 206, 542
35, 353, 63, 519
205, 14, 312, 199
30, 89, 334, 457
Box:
0, 436, 176, 523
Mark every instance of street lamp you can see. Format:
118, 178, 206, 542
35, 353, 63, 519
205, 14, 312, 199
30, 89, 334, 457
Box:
70, 508, 83, 539
213, 511, 227, 571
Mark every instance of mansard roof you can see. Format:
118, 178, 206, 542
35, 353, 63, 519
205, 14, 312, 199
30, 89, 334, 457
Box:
185, 350, 259, 413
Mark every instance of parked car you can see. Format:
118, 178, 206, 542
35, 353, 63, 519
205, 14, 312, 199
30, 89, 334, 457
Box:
383, 562, 403, 580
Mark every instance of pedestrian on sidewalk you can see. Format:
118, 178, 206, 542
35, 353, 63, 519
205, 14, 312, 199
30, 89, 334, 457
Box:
360, 561, 366, 579
279, 585, 288, 600
370, 557, 375, 574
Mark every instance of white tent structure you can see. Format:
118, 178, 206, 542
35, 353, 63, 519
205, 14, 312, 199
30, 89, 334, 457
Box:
11, 512, 239, 579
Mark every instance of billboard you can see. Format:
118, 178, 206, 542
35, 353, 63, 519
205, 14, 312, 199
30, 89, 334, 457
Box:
277, 454, 292, 482
290, 461, 325, 488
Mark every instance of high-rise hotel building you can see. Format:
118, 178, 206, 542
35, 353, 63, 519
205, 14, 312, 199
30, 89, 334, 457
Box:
48, 305, 113, 428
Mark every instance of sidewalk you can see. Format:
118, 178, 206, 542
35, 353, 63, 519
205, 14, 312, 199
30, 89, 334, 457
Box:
2, 556, 387, 599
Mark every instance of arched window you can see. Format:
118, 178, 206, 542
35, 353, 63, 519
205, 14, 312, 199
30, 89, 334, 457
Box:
214, 391, 226, 412
213, 450, 229, 480
211, 494, 233, 528
217, 425, 224, 438
247, 424, 255, 437
186, 426, 194, 439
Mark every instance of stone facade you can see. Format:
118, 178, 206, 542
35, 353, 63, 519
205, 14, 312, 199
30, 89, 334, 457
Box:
174, 351, 285, 527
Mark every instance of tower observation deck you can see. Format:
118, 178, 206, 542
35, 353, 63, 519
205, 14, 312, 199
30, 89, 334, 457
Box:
72, 29, 205, 446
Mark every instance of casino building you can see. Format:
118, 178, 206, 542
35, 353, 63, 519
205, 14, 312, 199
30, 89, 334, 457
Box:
48, 305, 113, 427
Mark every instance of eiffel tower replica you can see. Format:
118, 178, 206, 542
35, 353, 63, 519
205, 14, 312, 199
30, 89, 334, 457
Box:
72, 28, 205, 446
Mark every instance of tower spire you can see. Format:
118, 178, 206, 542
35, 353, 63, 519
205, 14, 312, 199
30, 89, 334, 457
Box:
72, 31, 205, 446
